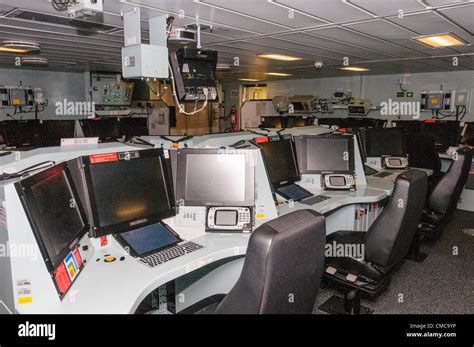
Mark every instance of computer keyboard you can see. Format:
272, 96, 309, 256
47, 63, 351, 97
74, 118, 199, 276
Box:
138, 242, 204, 268
373, 171, 393, 178
301, 195, 331, 205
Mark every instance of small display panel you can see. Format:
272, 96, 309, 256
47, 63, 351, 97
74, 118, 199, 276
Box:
329, 176, 346, 186
388, 158, 402, 166
119, 223, 181, 257
258, 139, 300, 188
365, 128, 407, 157
215, 210, 238, 226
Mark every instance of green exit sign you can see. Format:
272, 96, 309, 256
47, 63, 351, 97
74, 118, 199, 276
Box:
396, 91, 414, 97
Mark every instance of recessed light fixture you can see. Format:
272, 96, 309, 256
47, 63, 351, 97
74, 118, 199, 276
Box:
239, 78, 260, 82
20, 57, 49, 66
413, 33, 466, 48
216, 63, 231, 70
338, 66, 370, 72
258, 54, 302, 61
264, 72, 293, 77
0, 40, 40, 54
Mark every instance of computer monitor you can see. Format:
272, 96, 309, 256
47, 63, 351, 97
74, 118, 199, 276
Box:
15, 163, 89, 272
119, 117, 149, 139
257, 139, 300, 189
461, 123, 474, 146
2, 120, 43, 148
42, 120, 76, 147
295, 134, 355, 174
176, 148, 255, 207
69, 148, 175, 237
422, 121, 461, 148
79, 118, 121, 142
365, 128, 408, 157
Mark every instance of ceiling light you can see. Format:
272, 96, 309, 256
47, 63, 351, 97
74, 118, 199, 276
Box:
239, 78, 260, 82
264, 72, 293, 77
413, 33, 466, 48
216, 63, 231, 70
20, 57, 49, 66
0, 40, 40, 54
338, 66, 370, 72
258, 54, 302, 61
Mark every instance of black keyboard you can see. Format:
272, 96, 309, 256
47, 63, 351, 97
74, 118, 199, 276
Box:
373, 171, 393, 178
139, 242, 204, 268
301, 195, 331, 205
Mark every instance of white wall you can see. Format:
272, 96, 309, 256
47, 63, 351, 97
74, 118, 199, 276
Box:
0, 67, 89, 121
222, 70, 474, 122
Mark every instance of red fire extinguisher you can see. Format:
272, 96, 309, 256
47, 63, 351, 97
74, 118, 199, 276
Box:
230, 105, 238, 132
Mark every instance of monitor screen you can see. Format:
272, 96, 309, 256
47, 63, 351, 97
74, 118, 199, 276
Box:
258, 139, 300, 188
296, 135, 355, 174
461, 123, 474, 146
365, 128, 407, 157
329, 176, 346, 186
176, 148, 255, 207
215, 210, 238, 226
83, 149, 175, 235
16, 163, 88, 271
80, 118, 121, 142
422, 121, 461, 147
119, 223, 180, 257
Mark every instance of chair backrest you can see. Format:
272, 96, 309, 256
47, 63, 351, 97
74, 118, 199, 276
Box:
407, 134, 441, 177
365, 169, 428, 268
215, 209, 326, 314
428, 148, 473, 218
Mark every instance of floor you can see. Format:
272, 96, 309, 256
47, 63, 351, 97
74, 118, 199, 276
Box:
314, 210, 474, 314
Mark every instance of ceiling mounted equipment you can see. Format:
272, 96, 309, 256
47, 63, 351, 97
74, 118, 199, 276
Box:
168, 27, 197, 45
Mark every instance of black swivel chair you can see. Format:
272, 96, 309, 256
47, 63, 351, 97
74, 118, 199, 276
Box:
180, 209, 326, 314
417, 147, 473, 240
320, 170, 428, 314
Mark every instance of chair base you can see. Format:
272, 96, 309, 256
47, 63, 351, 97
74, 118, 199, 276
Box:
319, 295, 373, 315
406, 251, 428, 263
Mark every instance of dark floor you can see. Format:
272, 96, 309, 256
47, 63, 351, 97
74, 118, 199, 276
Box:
314, 210, 474, 314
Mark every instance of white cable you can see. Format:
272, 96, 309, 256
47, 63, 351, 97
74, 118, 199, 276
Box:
168, 64, 208, 116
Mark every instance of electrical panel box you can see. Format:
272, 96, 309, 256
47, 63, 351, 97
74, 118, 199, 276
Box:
93, 82, 134, 106
122, 44, 169, 79
169, 48, 218, 102
8, 87, 34, 106
453, 90, 470, 107
68, 0, 103, 19
347, 99, 371, 116
0, 88, 8, 107
426, 92, 444, 110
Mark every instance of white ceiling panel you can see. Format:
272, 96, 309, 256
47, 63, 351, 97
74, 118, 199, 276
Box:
276, 0, 373, 23
350, 0, 425, 15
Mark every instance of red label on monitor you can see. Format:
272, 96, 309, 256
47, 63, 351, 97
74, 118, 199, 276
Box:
89, 153, 119, 164
424, 119, 437, 123
73, 247, 83, 268
100, 235, 108, 247
255, 137, 269, 143
54, 263, 71, 295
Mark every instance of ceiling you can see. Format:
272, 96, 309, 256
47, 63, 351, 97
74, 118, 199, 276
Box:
0, 0, 473, 82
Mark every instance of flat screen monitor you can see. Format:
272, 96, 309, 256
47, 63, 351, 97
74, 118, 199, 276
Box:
461, 123, 474, 146
119, 117, 149, 139
42, 120, 76, 147
365, 128, 407, 157
422, 121, 461, 147
258, 139, 300, 189
75, 149, 175, 236
79, 118, 121, 142
295, 135, 355, 174
15, 163, 89, 272
176, 148, 255, 207
2, 120, 43, 148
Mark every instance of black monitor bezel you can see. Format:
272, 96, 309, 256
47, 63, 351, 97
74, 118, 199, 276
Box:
295, 134, 355, 174
255, 138, 301, 189
175, 148, 255, 207
81, 148, 176, 236
15, 162, 90, 273
365, 128, 408, 157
